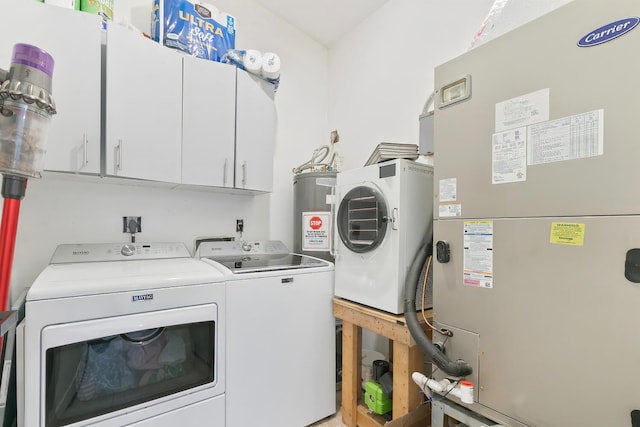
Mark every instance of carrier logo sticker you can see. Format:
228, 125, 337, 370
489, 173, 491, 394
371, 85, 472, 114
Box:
132, 293, 154, 302
578, 17, 639, 47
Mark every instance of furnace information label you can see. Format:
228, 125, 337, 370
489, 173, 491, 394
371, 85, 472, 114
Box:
495, 88, 550, 132
302, 211, 331, 251
463, 221, 494, 288
550, 222, 585, 246
527, 109, 604, 165
439, 178, 457, 202
492, 126, 527, 184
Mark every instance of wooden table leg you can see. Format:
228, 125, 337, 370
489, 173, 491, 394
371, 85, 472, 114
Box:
341, 320, 361, 427
391, 341, 424, 418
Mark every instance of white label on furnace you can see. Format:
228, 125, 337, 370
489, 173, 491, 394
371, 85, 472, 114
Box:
495, 88, 550, 132
527, 109, 604, 165
302, 211, 331, 251
492, 126, 527, 184
439, 178, 457, 202
463, 221, 493, 288
439, 203, 461, 218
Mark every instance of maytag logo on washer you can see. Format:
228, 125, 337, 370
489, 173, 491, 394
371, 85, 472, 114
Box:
132, 294, 154, 302
578, 17, 640, 47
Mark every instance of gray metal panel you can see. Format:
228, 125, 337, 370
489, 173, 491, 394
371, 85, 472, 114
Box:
433, 216, 640, 427
431, 323, 480, 399
433, 0, 640, 219
419, 112, 434, 155
292, 171, 336, 261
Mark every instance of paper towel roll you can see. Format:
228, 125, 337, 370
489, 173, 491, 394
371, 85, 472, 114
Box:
201, 3, 221, 20
261, 52, 281, 79
243, 49, 263, 74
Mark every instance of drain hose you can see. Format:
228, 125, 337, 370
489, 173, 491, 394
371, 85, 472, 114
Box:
404, 241, 473, 377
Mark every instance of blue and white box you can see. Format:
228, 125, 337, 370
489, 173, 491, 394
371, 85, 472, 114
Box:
151, 0, 236, 62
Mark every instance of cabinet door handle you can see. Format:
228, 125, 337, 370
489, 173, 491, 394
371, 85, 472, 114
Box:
116, 139, 123, 172
223, 158, 228, 186
242, 161, 247, 187
82, 133, 88, 169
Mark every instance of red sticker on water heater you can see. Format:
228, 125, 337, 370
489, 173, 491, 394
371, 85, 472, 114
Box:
309, 216, 323, 230
302, 212, 331, 251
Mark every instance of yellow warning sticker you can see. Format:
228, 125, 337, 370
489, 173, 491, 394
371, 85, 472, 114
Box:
550, 222, 585, 246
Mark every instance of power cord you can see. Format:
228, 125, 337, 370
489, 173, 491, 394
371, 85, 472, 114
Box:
128, 219, 138, 243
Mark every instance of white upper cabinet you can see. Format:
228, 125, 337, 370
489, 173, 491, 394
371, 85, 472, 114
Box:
182, 56, 236, 187
1, 4, 276, 191
0, 0, 102, 175
104, 24, 182, 184
235, 71, 276, 192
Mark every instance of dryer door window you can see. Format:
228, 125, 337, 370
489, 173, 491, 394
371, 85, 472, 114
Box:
42, 306, 218, 427
337, 185, 388, 253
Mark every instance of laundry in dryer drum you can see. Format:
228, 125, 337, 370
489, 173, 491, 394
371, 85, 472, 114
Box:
151, 0, 236, 62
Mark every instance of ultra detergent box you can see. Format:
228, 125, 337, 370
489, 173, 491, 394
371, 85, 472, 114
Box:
152, 0, 236, 62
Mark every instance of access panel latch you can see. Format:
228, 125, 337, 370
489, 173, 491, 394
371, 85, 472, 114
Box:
436, 240, 450, 263
625, 249, 640, 283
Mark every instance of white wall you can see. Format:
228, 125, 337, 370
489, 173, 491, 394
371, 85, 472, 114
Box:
116, 0, 330, 249
327, 0, 495, 355
11, 175, 264, 301
5, 0, 329, 303
5, 0, 512, 307
329, 0, 495, 172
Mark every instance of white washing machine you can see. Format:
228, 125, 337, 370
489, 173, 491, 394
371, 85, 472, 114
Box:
334, 158, 434, 314
196, 240, 335, 427
17, 243, 226, 427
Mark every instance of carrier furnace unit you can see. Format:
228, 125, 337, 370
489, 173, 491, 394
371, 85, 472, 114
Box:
431, 1, 640, 426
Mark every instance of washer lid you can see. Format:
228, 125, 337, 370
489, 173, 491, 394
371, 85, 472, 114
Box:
202, 253, 329, 273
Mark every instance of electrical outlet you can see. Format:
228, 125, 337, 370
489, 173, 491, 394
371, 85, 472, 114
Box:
122, 216, 142, 233
236, 219, 244, 233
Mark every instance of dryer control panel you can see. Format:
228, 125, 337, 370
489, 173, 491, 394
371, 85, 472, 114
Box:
198, 240, 290, 257
50, 243, 191, 263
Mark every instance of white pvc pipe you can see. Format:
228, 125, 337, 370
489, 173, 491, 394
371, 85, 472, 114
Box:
412, 372, 474, 404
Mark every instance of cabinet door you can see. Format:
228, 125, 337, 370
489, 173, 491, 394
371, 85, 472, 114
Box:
234, 71, 276, 192
0, 1, 102, 174
182, 56, 235, 187
104, 24, 182, 183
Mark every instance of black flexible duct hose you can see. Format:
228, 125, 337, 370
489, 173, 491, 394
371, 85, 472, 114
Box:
404, 240, 473, 377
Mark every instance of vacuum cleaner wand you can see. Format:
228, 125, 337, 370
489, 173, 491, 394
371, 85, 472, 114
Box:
0, 44, 56, 310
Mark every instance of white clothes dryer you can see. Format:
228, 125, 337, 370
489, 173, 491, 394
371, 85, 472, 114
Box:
334, 159, 434, 314
196, 240, 335, 427
17, 243, 226, 427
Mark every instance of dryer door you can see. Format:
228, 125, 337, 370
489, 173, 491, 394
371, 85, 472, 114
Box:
40, 305, 219, 427
337, 185, 389, 253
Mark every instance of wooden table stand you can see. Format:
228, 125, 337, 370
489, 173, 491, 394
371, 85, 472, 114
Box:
333, 298, 433, 427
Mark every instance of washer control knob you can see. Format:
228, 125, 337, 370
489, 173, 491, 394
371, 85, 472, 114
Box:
121, 244, 136, 256
241, 242, 253, 252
